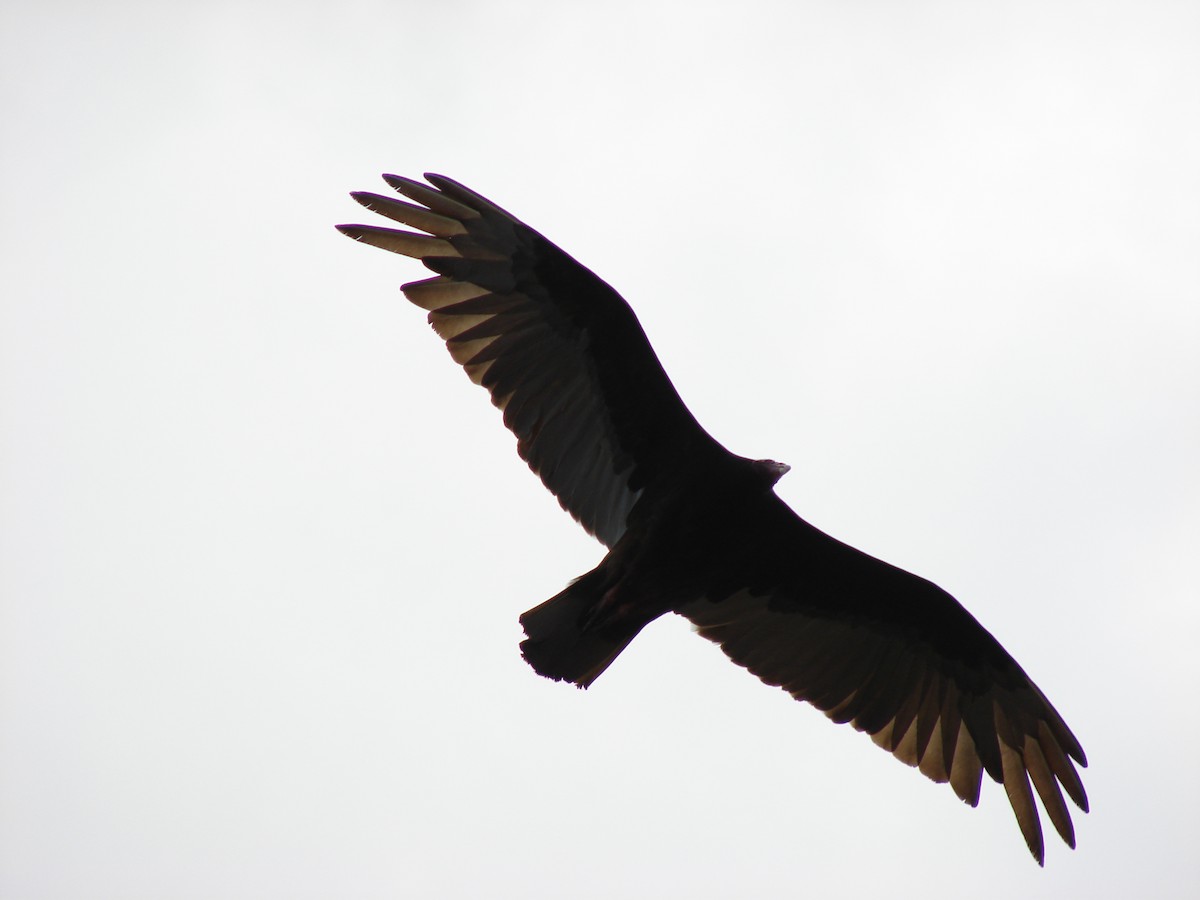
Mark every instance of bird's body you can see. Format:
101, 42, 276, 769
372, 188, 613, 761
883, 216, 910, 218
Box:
521, 449, 789, 687
337, 174, 1087, 864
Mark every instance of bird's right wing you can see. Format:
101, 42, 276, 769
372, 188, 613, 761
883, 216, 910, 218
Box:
337, 174, 727, 547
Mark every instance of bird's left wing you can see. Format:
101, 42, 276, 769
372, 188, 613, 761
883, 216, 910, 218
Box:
677, 500, 1088, 865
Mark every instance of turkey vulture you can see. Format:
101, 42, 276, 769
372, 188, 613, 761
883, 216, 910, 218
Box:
336, 174, 1087, 864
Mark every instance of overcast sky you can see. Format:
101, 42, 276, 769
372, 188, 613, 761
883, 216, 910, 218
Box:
2, 1, 1198, 898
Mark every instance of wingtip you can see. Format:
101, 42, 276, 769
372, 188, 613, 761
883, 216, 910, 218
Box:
382, 172, 418, 191
1028, 833, 1046, 867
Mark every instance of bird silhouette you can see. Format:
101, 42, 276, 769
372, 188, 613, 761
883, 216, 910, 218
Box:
337, 174, 1087, 864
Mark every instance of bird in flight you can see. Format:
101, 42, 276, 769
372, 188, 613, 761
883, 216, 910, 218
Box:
337, 174, 1087, 864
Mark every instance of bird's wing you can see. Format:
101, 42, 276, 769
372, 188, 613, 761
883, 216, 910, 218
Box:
337, 174, 726, 547
677, 499, 1088, 865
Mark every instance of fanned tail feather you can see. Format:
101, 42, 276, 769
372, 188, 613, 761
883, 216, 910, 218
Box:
519, 573, 649, 688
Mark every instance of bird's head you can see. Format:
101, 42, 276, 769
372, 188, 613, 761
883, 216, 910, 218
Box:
752, 458, 792, 487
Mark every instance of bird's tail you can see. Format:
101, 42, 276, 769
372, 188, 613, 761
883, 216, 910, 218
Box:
519, 572, 653, 689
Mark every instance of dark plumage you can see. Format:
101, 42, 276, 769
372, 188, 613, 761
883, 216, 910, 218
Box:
337, 173, 1087, 864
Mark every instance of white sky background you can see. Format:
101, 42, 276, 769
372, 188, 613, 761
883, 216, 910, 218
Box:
2, 1, 1198, 897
